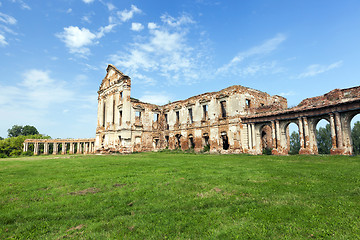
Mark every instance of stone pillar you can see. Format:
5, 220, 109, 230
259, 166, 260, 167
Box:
44, 143, 49, 155
329, 113, 337, 149
69, 143, 74, 154
61, 143, 66, 155
34, 142, 39, 155
84, 142, 88, 154
303, 117, 310, 150
275, 120, 281, 150
298, 118, 305, 149
251, 123, 256, 149
76, 142, 81, 154
247, 124, 252, 149
53, 143, 58, 155
79, 143, 83, 154
271, 121, 277, 149
335, 112, 343, 148
23, 142, 28, 152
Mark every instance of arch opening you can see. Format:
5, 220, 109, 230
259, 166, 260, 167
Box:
287, 122, 300, 155
260, 124, 273, 154
316, 119, 331, 154
221, 132, 229, 150
351, 113, 360, 155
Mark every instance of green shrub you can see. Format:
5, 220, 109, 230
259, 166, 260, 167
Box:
203, 144, 210, 152
262, 147, 272, 155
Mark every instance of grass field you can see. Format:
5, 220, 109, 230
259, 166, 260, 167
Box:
1, 152, 360, 239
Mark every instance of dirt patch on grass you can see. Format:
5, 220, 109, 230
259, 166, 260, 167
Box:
113, 183, 127, 188
68, 188, 100, 196
66, 224, 84, 232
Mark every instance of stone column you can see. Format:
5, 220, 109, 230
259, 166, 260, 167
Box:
335, 112, 343, 148
329, 113, 337, 149
44, 143, 49, 155
247, 124, 252, 149
303, 117, 310, 150
34, 142, 39, 155
275, 120, 281, 150
298, 118, 305, 149
84, 142, 88, 154
23, 142, 28, 152
69, 143, 74, 154
79, 143, 83, 154
76, 142, 81, 154
53, 143, 58, 155
251, 123, 256, 150
271, 121, 277, 149
61, 143, 67, 155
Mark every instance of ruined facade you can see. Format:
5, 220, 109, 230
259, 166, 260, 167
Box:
24, 65, 360, 156
95, 65, 285, 154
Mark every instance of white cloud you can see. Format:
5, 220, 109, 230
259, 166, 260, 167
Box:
160, 13, 194, 27
148, 22, 158, 30
216, 33, 287, 75
0, 69, 96, 138
117, 5, 141, 22
56, 26, 97, 56
10, 0, 30, 10
0, 34, 8, 46
82, 0, 95, 3
109, 13, 209, 86
297, 60, 343, 78
0, 12, 17, 46
96, 24, 116, 38
0, 12, 17, 25
82, 15, 92, 24
278, 91, 296, 97
131, 22, 144, 32
66, 8, 72, 14
140, 92, 172, 105
106, 3, 116, 11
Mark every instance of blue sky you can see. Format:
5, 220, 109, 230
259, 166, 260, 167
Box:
0, 0, 359, 138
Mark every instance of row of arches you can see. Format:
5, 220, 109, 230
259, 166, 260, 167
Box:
259, 113, 360, 155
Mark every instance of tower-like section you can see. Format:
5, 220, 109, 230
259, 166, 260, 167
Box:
95, 65, 132, 153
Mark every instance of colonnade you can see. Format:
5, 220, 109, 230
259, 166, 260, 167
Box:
23, 139, 96, 156
246, 109, 359, 155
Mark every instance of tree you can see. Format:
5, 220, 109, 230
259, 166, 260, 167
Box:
7, 125, 39, 138
289, 131, 300, 154
316, 124, 332, 154
0, 136, 3, 140
352, 121, 360, 155
0, 134, 50, 158
22, 125, 39, 136
8, 125, 23, 138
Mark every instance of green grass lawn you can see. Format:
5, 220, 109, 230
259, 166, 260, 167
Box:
1, 152, 360, 239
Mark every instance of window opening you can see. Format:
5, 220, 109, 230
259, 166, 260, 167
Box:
176, 111, 180, 123
221, 132, 229, 150
188, 108, 193, 124
135, 111, 141, 124
165, 136, 169, 147
175, 134, 181, 148
203, 105, 208, 120
154, 113, 159, 122
189, 135, 195, 149
220, 101, 227, 118
103, 102, 106, 127
112, 100, 115, 124
119, 110, 122, 126
246, 99, 251, 108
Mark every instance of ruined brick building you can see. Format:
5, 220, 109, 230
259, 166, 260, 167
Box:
94, 65, 360, 155
24, 64, 360, 156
